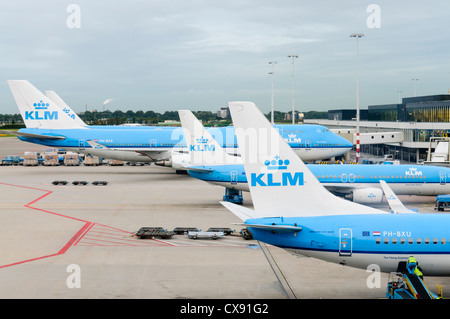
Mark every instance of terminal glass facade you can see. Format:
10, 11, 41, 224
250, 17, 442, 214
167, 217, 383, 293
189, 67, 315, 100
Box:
368, 106, 399, 121
407, 104, 450, 122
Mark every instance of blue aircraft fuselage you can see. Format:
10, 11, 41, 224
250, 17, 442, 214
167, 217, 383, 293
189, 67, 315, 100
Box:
187, 163, 450, 196
247, 213, 450, 275
17, 124, 353, 162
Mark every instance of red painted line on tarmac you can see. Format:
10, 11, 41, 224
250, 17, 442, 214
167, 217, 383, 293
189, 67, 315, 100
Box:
58, 222, 93, 254
0, 182, 93, 268
73, 222, 95, 246
0, 182, 185, 268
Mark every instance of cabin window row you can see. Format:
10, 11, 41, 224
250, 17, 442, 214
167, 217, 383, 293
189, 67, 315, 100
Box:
317, 175, 426, 180
103, 143, 177, 147
376, 238, 445, 245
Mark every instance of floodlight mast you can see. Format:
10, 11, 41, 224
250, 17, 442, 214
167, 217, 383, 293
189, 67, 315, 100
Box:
268, 61, 277, 124
287, 54, 299, 124
350, 33, 364, 163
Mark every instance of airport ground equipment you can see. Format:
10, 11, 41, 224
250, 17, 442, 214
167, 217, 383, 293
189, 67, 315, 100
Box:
23, 152, 38, 166
63, 152, 80, 166
136, 227, 174, 239
1, 155, 21, 165
43, 152, 59, 166
223, 188, 243, 204
207, 227, 234, 235
173, 227, 199, 235
92, 181, 108, 186
386, 272, 440, 299
72, 181, 88, 186
435, 195, 450, 212
188, 231, 224, 240
109, 160, 124, 166
84, 155, 101, 166
240, 228, 253, 240
52, 180, 68, 185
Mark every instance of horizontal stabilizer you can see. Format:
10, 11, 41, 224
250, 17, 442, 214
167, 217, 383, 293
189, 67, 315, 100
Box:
221, 201, 262, 221
234, 223, 302, 233
1, 130, 66, 140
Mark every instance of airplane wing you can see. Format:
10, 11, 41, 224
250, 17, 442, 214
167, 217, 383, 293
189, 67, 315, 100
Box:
1, 130, 66, 140
86, 140, 107, 149
86, 140, 171, 162
379, 180, 417, 214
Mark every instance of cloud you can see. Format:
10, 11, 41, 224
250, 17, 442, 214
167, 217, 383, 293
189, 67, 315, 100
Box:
0, 0, 449, 115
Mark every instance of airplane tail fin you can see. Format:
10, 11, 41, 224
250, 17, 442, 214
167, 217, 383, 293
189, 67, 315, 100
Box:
45, 90, 87, 127
7, 80, 84, 129
227, 101, 385, 218
178, 110, 241, 165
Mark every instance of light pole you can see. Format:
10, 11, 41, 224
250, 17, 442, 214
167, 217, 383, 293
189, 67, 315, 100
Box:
268, 61, 277, 124
397, 90, 402, 104
411, 78, 419, 97
288, 54, 299, 124
350, 33, 364, 163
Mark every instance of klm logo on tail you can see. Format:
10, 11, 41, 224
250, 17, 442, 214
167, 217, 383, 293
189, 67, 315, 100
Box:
251, 155, 304, 187
25, 101, 58, 120
62, 107, 76, 119
190, 136, 215, 152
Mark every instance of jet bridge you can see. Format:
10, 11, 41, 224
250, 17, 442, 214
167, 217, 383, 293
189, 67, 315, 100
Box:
425, 137, 450, 166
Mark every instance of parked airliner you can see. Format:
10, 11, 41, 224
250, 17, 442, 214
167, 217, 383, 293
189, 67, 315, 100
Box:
221, 101, 450, 276
4, 80, 352, 162
178, 109, 450, 204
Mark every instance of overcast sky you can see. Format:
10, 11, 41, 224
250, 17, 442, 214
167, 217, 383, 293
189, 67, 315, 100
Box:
1, 0, 449, 115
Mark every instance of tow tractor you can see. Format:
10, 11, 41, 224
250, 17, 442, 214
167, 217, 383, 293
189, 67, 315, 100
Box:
386, 271, 442, 299
223, 188, 243, 204
434, 195, 450, 212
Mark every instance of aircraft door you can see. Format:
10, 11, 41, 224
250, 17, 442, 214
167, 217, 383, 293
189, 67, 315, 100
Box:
341, 173, 347, 183
150, 139, 156, 149
349, 173, 355, 183
275, 127, 283, 137
339, 228, 352, 256
440, 171, 446, 185
305, 140, 311, 150
79, 139, 85, 150
231, 170, 238, 185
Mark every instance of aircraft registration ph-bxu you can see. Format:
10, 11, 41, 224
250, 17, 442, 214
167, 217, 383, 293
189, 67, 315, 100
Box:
5, 80, 352, 163
178, 109, 450, 205
221, 101, 450, 279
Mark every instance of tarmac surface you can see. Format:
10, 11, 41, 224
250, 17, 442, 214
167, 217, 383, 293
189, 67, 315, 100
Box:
1, 136, 450, 299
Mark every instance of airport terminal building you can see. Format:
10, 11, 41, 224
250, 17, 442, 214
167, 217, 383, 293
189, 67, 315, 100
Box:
305, 94, 450, 163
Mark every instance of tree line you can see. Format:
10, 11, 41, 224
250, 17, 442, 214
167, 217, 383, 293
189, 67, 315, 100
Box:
0, 109, 327, 127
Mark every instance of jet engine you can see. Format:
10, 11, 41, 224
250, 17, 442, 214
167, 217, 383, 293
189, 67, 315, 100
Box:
345, 188, 383, 204
154, 158, 172, 167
